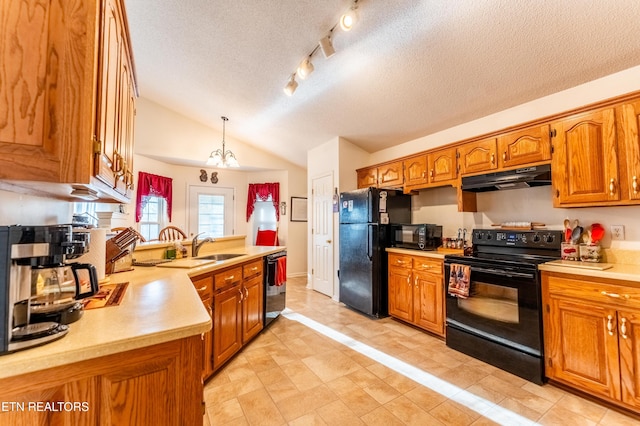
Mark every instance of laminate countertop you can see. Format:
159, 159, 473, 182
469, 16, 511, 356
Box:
539, 260, 640, 284
0, 245, 285, 379
386, 247, 464, 259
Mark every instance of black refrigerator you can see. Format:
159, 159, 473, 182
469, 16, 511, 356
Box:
339, 188, 411, 317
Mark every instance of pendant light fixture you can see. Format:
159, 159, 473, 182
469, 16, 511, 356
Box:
206, 116, 239, 168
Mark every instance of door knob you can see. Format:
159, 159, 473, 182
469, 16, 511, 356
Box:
326, 239, 332, 243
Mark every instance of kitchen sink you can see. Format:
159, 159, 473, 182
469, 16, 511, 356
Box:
196, 253, 245, 261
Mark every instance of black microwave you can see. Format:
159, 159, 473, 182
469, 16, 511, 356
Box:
391, 224, 442, 251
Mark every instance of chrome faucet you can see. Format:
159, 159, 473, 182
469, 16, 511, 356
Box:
192, 233, 214, 257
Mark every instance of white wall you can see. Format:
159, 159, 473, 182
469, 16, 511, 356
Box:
0, 190, 71, 226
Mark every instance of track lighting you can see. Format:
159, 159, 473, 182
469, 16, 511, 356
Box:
340, 3, 359, 31
297, 58, 314, 79
319, 35, 336, 59
282, 0, 362, 96
283, 74, 298, 96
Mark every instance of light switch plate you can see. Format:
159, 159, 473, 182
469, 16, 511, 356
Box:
611, 225, 625, 240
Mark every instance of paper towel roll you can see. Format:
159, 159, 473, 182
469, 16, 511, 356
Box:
70, 228, 107, 281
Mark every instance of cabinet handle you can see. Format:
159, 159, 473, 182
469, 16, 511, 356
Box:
420, 264, 432, 269
244, 287, 249, 299
490, 153, 495, 164
406, 275, 411, 286
414, 276, 418, 288
197, 285, 207, 292
601, 291, 630, 300
607, 315, 614, 336
609, 178, 616, 196
620, 317, 628, 339
502, 152, 506, 161
251, 267, 258, 272
238, 288, 243, 303
429, 169, 434, 178
225, 275, 235, 281
633, 176, 638, 195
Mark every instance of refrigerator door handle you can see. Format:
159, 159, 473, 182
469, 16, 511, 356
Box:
367, 224, 373, 260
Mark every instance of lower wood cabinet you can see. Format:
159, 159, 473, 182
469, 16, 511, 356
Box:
193, 257, 264, 379
388, 253, 445, 337
542, 271, 640, 412
0, 336, 202, 426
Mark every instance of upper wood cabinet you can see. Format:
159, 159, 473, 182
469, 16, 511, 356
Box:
498, 124, 551, 169
403, 155, 428, 187
618, 101, 640, 202
377, 161, 404, 188
428, 147, 458, 185
551, 108, 620, 206
457, 137, 497, 175
0, 0, 136, 202
357, 161, 404, 189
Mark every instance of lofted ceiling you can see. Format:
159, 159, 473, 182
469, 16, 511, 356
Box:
124, 0, 640, 169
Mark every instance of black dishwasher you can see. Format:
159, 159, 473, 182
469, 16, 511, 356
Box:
263, 251, 286, 327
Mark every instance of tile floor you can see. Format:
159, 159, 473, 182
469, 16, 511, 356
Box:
203, 277, 639, 425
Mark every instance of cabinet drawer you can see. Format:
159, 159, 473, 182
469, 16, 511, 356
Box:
191, 274, 213, 299
389, 254, 412, 269
413, 257, 443, 275
214, 267, 243, 290
545, 274, 640, 309
243, 259, 263, 279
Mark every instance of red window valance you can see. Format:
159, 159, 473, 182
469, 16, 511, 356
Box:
135, 172, 173, 222
246, 183, 280, 222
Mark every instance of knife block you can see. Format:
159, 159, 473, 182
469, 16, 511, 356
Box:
105, 228, 140, 275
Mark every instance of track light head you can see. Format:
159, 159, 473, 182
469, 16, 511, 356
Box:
283, 74, 298, 96
297, 58, 314, 80
340, 6, 358, 31
319, 35, 335, 58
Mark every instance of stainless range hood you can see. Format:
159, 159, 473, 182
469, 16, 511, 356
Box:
461, 164, 552, 192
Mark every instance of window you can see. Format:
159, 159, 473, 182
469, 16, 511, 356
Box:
188, 186, 234, 237
251, 196, 277, 243
139, 196, 167, 241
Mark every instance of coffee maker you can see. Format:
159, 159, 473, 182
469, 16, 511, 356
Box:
1, 225, 99, 355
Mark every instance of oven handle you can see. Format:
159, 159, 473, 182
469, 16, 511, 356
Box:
468, 266, 535, 279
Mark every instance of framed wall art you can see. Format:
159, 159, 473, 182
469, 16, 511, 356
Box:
290, 197, 307, 222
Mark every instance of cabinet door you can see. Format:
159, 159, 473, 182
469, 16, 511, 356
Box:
544, 296, 621, 400
242, 275, 264, 343
378, 161, 404, 188
213, 284, 243, 369
388, 267, 413, 322
94, 0, 122, 189
551, 108, 620, 206
457, 138, 497, 175
357, 167, 378, 188
619, 309, 640, 408
403, 155, 428, 187
413, 271, 444, 336
428, 147, 457, 184
114, 44, 136, 197
619, 101, 640, 201
498, 124, 551, 168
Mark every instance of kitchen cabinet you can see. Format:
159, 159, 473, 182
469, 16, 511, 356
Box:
428, 147, 458, 185
388, 253, 445, 337
403, 155, 428, 188
618, 100, 640, 202
497, 124, 551, 169
0, 336, 202, 425
357, 161, 404, 189
542, 272, 640, 412
457, 137, 497, 175
0, 0, 136, 203
550, 108, 620, 206
210, 259, 264, 373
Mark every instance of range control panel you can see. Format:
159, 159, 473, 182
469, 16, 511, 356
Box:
472, 229, 563, 249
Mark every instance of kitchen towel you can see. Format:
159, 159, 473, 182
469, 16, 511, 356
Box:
276, 256, 287, 286
448, 263, 471, 298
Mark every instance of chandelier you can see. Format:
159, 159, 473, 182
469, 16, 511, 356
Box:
206, 116, 239, 168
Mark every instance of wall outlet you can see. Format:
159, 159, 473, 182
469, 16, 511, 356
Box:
611, 225, 625, 240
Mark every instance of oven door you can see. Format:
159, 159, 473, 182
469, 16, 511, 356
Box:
444, 260, 542, 356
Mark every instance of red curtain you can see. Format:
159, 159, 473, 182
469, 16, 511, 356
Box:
135, 172, 173, 222
246, 183, 280, 222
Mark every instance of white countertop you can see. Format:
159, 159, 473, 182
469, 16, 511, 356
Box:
539, 260, 640, 284
0, 245, 285, 379
386, 247, 464, 260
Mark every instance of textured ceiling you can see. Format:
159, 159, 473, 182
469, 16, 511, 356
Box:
124, 0, 640, 168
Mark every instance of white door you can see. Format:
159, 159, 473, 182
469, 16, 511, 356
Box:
188, 186, 235, 237
311, 174, 334, 296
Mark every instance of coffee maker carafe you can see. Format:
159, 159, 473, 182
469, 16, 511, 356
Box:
1, 225, 98, 355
